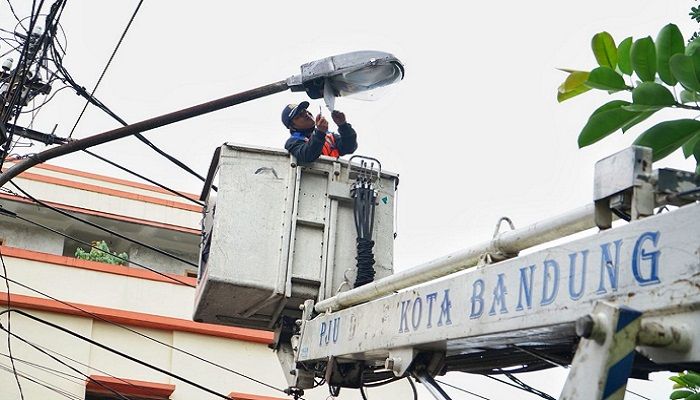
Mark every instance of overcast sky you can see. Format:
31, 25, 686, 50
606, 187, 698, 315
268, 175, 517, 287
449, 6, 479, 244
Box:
2, 1, 697, 399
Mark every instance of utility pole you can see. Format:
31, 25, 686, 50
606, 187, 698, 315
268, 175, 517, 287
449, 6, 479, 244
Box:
0, 0, 63, 165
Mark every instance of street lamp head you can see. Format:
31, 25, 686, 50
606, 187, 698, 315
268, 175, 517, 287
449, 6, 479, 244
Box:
287, 50, 405, 99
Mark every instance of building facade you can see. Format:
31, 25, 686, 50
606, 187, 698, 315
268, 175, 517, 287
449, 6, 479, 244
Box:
0, 162, 409, 400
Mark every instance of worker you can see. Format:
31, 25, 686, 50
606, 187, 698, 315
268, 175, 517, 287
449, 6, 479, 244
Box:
282, 101, 358, 164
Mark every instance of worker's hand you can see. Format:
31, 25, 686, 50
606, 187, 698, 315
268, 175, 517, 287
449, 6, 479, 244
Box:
331, 110, 346, 126
316, 114, 329, 133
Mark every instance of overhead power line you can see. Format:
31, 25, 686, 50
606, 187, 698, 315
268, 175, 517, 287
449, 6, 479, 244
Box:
0, 273, 287, 394
0, 79, 289, 188
0, 205, 195, 287
8, 180, 199, 268
3, 0, 26, 29
482, 373, 555, 400
1, 0, 67, 167
67, 0, 143, 139
82, 149, 205, 206
0, 246, 23, 400
0, 350, 85, 384
436, 379, 491, 400
20, 336, 165, 399
0, 361, 84, 400
0, 309, 244, 400
4, 0, 208, 204
0, 325, 135, 400
2, 124, 204, 207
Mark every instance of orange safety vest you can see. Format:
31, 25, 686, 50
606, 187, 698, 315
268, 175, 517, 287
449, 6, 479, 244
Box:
322, 133, 340, 157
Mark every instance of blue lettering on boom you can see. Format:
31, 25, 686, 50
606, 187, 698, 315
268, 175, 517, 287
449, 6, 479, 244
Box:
394, 233, 664, 328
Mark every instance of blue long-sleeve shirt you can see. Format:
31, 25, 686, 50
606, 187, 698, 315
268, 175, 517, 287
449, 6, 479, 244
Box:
284, 123, 358, 164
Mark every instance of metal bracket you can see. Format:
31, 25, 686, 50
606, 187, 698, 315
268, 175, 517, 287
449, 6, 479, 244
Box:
593, 146, 653, 229
385, 347, 417, 377
278, 300, 316, 390
561, 301, 643, 400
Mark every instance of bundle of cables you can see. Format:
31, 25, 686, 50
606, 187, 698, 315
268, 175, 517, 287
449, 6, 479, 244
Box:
351, 167, 378, 288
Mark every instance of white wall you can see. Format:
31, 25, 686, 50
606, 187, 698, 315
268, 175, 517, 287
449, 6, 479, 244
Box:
0, 220, 64, 255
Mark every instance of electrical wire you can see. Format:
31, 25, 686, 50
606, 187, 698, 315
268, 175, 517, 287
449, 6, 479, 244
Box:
362, 376, 418, 400
0, 42, 21, 58
503, 372, 555, 400
1, 0, 61, 169
82, 149, 205, 206
0, 34, 21, 48
8, 180, 199, 268
482, 372, 555, 400
0, 205, 195, 287
0, 2, 42, 131
0, 325, 136, 400
41, 26, 210, 202
48, 37, 210, 188
1, 0, 48, 124
352, 161, 378, 288
3, 0, 26, 30
436, 379, 491, 400
0, 361, 84, 400
407, 376, 418, 400
23, 337, 165, 398
0, 246, 24, 399
0, 350, 86, 384
625, 389, 652, 400
0, 309, 244, 400
508, 346, 652, 400
0, 273, 286, 394
18, 84, 70, 113
67, 0, 143, 139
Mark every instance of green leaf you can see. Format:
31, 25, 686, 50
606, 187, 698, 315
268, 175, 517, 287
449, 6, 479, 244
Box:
579, 100, 640, 147
561, 71, 590, 91
686, 393, 700, 400
686, 37, 700, 56
621, 110, 656, 132
592, 32, 617, 68
618, 37, 633, 75
685, 134, 700, 158
670, 53, 700, 92
672, 390, 697, 399
631, 82, 676, 107
633, 119, 700, 161
680, 90, 700, 104
631, 36, 657, 82
671, 390, 695, 399
671, 376, 689, 387
685, 373, 700, 387
585, 66, 628, 91
656, 24, 685, 85
558, 85, 591, 102
558, 71, 591, 102
624, 82, 675, 112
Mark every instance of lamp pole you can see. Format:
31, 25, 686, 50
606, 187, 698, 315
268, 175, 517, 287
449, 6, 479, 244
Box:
0, 50, 404, 187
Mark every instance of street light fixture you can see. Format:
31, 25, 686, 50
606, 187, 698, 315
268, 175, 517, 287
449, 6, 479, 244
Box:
0, 50, 405, 187
287, 50, 404, 99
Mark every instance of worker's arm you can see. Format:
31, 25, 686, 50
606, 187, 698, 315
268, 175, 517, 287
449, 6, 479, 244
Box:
332, 111, 358, 155
285, 129, 326, 164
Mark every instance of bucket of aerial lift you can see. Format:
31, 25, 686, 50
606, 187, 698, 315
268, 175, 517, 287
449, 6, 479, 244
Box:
193, 143, 399, 330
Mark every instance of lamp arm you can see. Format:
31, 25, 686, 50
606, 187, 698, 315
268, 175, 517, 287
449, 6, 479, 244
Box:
0, 80, 290, 187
